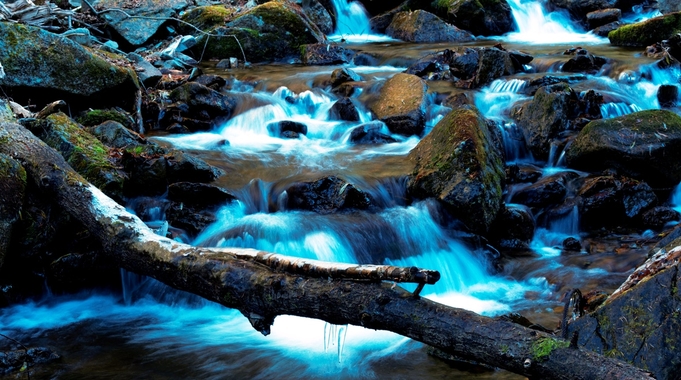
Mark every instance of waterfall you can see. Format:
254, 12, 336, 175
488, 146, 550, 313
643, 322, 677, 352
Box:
504, 0, 605, 43
328, 0, 395, 43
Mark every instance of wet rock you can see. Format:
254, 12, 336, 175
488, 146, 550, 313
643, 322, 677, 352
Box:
473, 47, 516, 87
301, 43, 356, 65
166, 150, 224, 183
566, 241, 681, 380
127, 53, 163, 88
609, 12, 681, 47
586, 8, 621, 29
407, 107, 505, 234
642, 206, 680, 228
521, 74, 587, 96
565, 110, 681, 187
191, 74, 227, 90
506, 163, 543, 184
549, 0, 617, 20
658, 0, 681, 14
195, 2, 324, 63
370, 3, 410, 33
77, 108, 136, 131
267, 120, 308, 138
286, 176, 372, 214
488, 204, 535, 250
179, 5, 237, 32
330, 68, 362, 88
0, 347, 60, 374
0, 154, 26, 271
433, 0, 516, 36
591, 20, 622, 36
168, 182, 236, 207
511, 172, 577, 208
658, 84, 679, 108
160, 82, 238, 132
0, 23, 138, 109
166, 203, 218, 236
369, 73, 428, 136
442, 92, 472, 108
386, 10, 474, 43
562, 237, 582, 252
577, 175, 657, 228
0, 99, 16, 123
561, 48, 609, 73
23, 113, 126, 201
303, 0, 334, 34
348, 121, 397, 145
329, 98, 360, 121
89, 120, 146, 148
92, 0, 190, 47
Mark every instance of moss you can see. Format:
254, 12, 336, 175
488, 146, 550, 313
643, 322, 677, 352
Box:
76, 109, 132, 129
609, 13, 681, 47
531, 337, 569, 361
180, 5, 236, 32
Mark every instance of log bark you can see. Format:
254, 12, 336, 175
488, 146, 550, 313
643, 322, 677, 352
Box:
0, 122, 653, 380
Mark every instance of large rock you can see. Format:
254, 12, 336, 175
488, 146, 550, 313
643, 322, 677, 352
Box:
303, 0, 334, 34
0, 23, 139, 109
488, 204, 535, 251
586, 8, 621, 29
301, 43, 356, 65
566, 236, 681, 380
369, 73, 428, 136
433, 0, 516, 36
658, 0, 681, 14
179, 5, 237, 32
93, 0, 191, 47
286, 176, 372, 214
564, 110, 681, 187
549, 0, 617, 20
23, 113, 127, 201
160, 82, 238, 132
608, 12, 681, 47
0, 154, 26, 271
196, 2, 324, 63
407, 107, 505, 234
511, 172, 577, 208
385, 10, 475, 42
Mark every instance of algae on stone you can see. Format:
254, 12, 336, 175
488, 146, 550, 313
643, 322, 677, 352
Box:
608, 12, 681, 46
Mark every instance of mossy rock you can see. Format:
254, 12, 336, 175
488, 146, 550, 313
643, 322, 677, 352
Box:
385, 10, 474, 42
0, 153, 27, 271
76, 109, 135, 130
195, 1, 323, 63
608, 11, 681, 46
0, 99, 15, 123
25, 113, 126, 201
564, 109, 681, 187
434, 0, 515, 36
369, 73, 428, 136
407, 107, 505, 233
0, 23, 139, 109
179, 5, 237, 33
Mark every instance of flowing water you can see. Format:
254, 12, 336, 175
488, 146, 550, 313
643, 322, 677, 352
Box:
1, 1, 677, 379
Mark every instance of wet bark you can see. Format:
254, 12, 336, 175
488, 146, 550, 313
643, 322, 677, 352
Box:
0, 122, 653, 380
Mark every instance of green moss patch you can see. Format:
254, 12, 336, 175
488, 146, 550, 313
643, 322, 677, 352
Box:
531, 337, 569, 361
609, 12, 681, 47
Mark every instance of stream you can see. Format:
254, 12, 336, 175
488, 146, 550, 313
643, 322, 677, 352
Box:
0, 0, 677, 378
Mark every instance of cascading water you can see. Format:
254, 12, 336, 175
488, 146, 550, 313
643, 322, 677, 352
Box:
328, 0, 395, 43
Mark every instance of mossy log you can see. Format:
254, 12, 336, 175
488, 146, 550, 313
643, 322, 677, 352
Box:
0, 121, 654, 380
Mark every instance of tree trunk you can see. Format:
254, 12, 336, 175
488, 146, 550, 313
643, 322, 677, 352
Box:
0, 122, 653, 379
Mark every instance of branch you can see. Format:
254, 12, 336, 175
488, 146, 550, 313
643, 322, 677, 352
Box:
0, 121, 653, 380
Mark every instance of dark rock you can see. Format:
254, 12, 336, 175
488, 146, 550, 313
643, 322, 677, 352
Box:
303, 0, 334, 34
89, 120, 146, 148
0, 347, 60, 374
562, 237, 582, 252
0, 154, 26, 271
609, 12, 681, 47
434, 0, 516, 36
166, 202, 218, 236
522, 74, 588, 96
127, 52, 163, 88
591, 20, 622, 36
474, 47, 516, 87
641, 206, 680, 228
168, 82, 238, 120
586, 8, 621, 29
123, 149, 169, 196
442, 93, 472, 108
658, 84, 679, 108
369, 73, 428, 136
407, 108, 505, 233
166, 150, 224, 183
565, 110, 681, 187
488, 204, 535, 250
658, 0, 681, 14
179, 5, 237, 33
330, 68, 362, 88
0, 23, 138, 110
329, 98, 360, 121
561, 49, 609, 73
168, 182, 236, 207
386, 10, 474, 43
191, 74, 227, 90
301, 43, 356, 65
286, 176, 372, 213
511, 172, 577, 208
348, 122, 397, 145
506, 163, 543, 184
370, 4, 408, 34
76, 108, 136, 131
166, 123, 192, 134
267, 120, 308, 137
577, 175, 657, 228
549, 0, 617, 20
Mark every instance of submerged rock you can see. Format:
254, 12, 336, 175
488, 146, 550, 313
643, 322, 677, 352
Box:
369, 73, 428, 136
385, 10, 474, 43
488, 204, 535, 251
565, 110, 681, 187
433, 0, 516, 36
0, 23, 138, 109
407, 107, 505, 234
608, 11, 681, 47
348, 122, 397, 145
286, 176, 372, 214
329, 98, 360, 121
267, 120, 308, 138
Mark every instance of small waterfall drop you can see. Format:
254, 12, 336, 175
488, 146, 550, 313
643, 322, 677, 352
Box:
504, 0, 605, 43
328, 0, 395, 42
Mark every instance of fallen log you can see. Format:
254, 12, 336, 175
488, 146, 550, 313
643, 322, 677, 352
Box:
0, 121, 653, 379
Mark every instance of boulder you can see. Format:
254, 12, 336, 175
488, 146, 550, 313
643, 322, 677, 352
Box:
196, 2, 324, 63
160, 82, 238, 132
658, 84, 679, 108
301, 43, 356, 65
592, 20, 622, 36
348, 122, 397, 145
0, 154, 26, 271
92, 0, 190, 47
330, 68, 362, 88
608, 12, 681, 47
407, 107, 505, 233
549, 0, 617, 20
385, 10, 474, 42
577, 175, 657, 228
488, 204, 535, 250
511, 172, 577, 208
642, 206, 680, 229
77, 108, 136, 131
586, 8, 621, 29
267, 120, 308, 138
433, 0, 516, 36
89, 120, 146, 148
179, 5, 237, 33
127, 53, 163, 88
658, 0, 681, 14
564, 110, 681, 187
302, 0, 334, 34
167, 182, 236, 207
22, 113, 126, 201
369, 73, 428, 136
473, 46, 516, 87
0, 23, 138, 109
329, 98, 360, 121
286, 176, 372, 214
566, 237, 681, 380
561, 48, 609, 73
